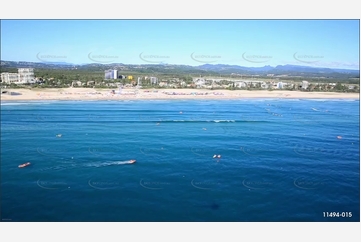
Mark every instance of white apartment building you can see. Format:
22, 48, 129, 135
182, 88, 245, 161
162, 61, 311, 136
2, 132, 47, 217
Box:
150, 77, 158, 84
104, 69, 118, 79
302, 81, 309, 89
18, 68, 35, 83
1, 73, 20, 84
0, 68, 35, 84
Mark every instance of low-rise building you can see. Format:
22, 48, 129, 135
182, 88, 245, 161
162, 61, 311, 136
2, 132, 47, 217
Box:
261, 83, 269, 89
194, 78, 205, 87
234, 81, 247, 88
71, 80, 82, 87
302, 81, 309, 89
159, 81, 168, 87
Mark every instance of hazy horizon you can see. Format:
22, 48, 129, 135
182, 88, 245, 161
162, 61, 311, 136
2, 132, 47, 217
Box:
1, 59, 359, 72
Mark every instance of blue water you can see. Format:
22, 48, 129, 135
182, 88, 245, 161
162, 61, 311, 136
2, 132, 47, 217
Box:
1, 99, 360, 222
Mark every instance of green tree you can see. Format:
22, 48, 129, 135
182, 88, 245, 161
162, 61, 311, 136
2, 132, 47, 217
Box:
334, 82, 347, 92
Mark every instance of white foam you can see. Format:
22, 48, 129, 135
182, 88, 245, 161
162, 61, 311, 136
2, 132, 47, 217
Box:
213, 120, 236, 123
84, 160, 134, 167
1, 101, 54, 106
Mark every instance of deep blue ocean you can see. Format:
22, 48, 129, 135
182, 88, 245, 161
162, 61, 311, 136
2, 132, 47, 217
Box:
1, 98, 360, 222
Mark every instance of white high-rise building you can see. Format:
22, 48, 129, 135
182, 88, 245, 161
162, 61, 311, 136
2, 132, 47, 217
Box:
105, 69, 118, 79
0, 68, 34, 84
150, 77, 158, 84
18, 68, 35, 83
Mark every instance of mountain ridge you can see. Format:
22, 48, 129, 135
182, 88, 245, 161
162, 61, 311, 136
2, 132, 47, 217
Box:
1, 60, 359, 77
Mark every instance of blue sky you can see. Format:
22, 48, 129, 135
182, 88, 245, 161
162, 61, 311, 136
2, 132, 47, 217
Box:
1, 19, 359, 69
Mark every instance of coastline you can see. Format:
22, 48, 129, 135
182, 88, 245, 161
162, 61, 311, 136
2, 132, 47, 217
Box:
0, 88, 359, 101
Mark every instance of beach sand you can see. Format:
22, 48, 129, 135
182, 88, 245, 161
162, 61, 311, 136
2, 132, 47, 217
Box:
0, 87, 359, 101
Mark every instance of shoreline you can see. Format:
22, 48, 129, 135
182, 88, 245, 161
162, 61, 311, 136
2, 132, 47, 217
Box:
0, 88, 359, 101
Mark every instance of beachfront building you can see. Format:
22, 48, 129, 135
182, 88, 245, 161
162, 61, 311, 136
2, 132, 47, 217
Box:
72, 81, 82, 87
1, 73, 20, 84
18, 68, 35, 83
233, 80, 267, 89
159, 81, 168, 87
1, 68, 35, 84
194, 78, 205, 88
234, 81, 247, 88
105, 69, 118, 80
302, 81, 309, 89
245, 80, 267, 88
150, 77, 158, 84
87, 81, 95, 86
261, 83, 269, 89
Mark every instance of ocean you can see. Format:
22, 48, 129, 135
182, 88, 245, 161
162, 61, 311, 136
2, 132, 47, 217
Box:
1, 98, 360, 222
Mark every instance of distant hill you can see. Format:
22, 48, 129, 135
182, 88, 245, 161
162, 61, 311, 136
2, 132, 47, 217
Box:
0, 60, 77, 69
197, 63, 359, 75
197, 64, 275, 73
1, 60, 359, 79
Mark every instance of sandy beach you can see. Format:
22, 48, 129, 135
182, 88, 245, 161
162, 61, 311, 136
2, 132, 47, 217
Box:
0, 88, 359, 101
